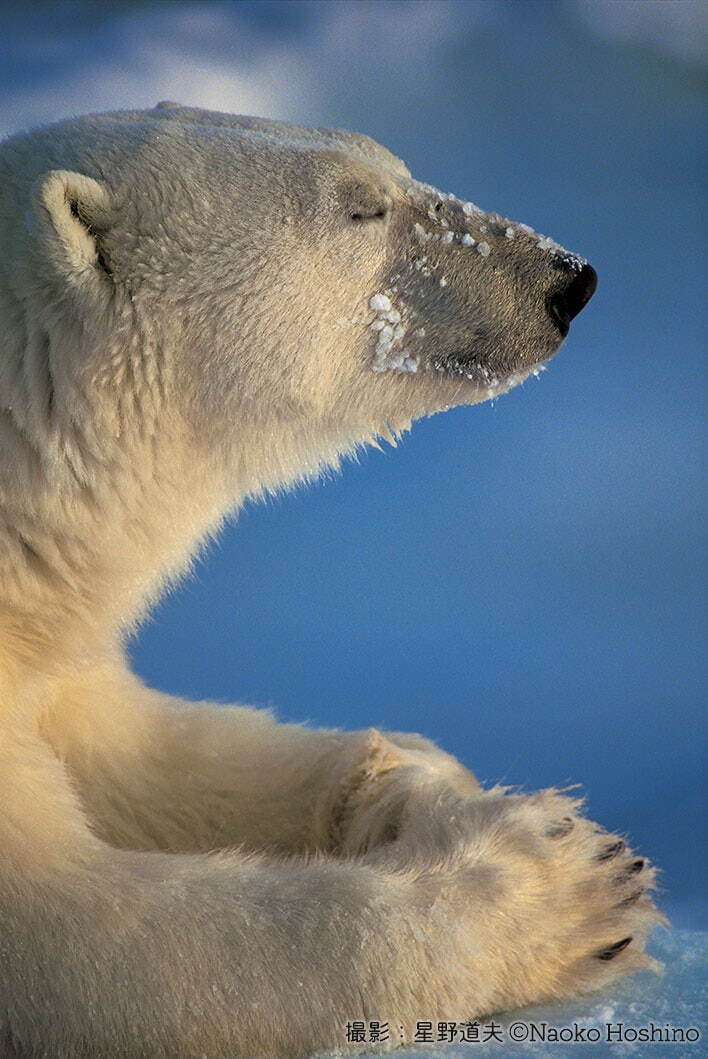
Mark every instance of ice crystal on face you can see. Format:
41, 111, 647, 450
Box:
413, 222, 432, 243
369, 290, 418, 375
476, 241, 491, 257
373, 347, 419, 375
406, 179, 440, 204
405, 177, 578, 269
557, 252, 587, 273
537, 235, 563, 252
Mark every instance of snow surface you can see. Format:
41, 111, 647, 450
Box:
323, 930, 706, 1058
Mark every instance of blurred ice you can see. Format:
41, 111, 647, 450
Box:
338, 929, 707, 1058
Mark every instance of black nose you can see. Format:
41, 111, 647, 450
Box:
547, 263, 597, 335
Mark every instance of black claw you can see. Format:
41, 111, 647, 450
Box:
547, 817, 574, 838
597, 936, 632, 961
619, 890, 643, 907
597, 840, 625, 861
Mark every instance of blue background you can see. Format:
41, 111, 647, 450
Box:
2, 1, 704, 928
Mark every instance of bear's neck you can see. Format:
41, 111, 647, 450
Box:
0, 423, 234, 678
0, 412, 374, 681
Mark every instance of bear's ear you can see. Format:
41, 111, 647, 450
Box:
32, 170, 113, 284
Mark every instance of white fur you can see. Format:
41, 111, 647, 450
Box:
0, 105, 661, 1058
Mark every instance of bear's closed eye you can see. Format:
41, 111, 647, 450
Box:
350, 207, 388, 221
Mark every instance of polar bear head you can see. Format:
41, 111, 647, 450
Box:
0, 105, 595, 631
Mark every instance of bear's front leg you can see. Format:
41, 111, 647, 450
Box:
41, 664, 479, 857
2, 729, 662, 1058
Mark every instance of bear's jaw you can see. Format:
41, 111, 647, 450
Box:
428, 356, 544, 397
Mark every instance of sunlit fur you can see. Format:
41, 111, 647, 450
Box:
0, 106, 662, 1058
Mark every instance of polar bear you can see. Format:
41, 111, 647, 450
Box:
0, 104, 660, 1058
